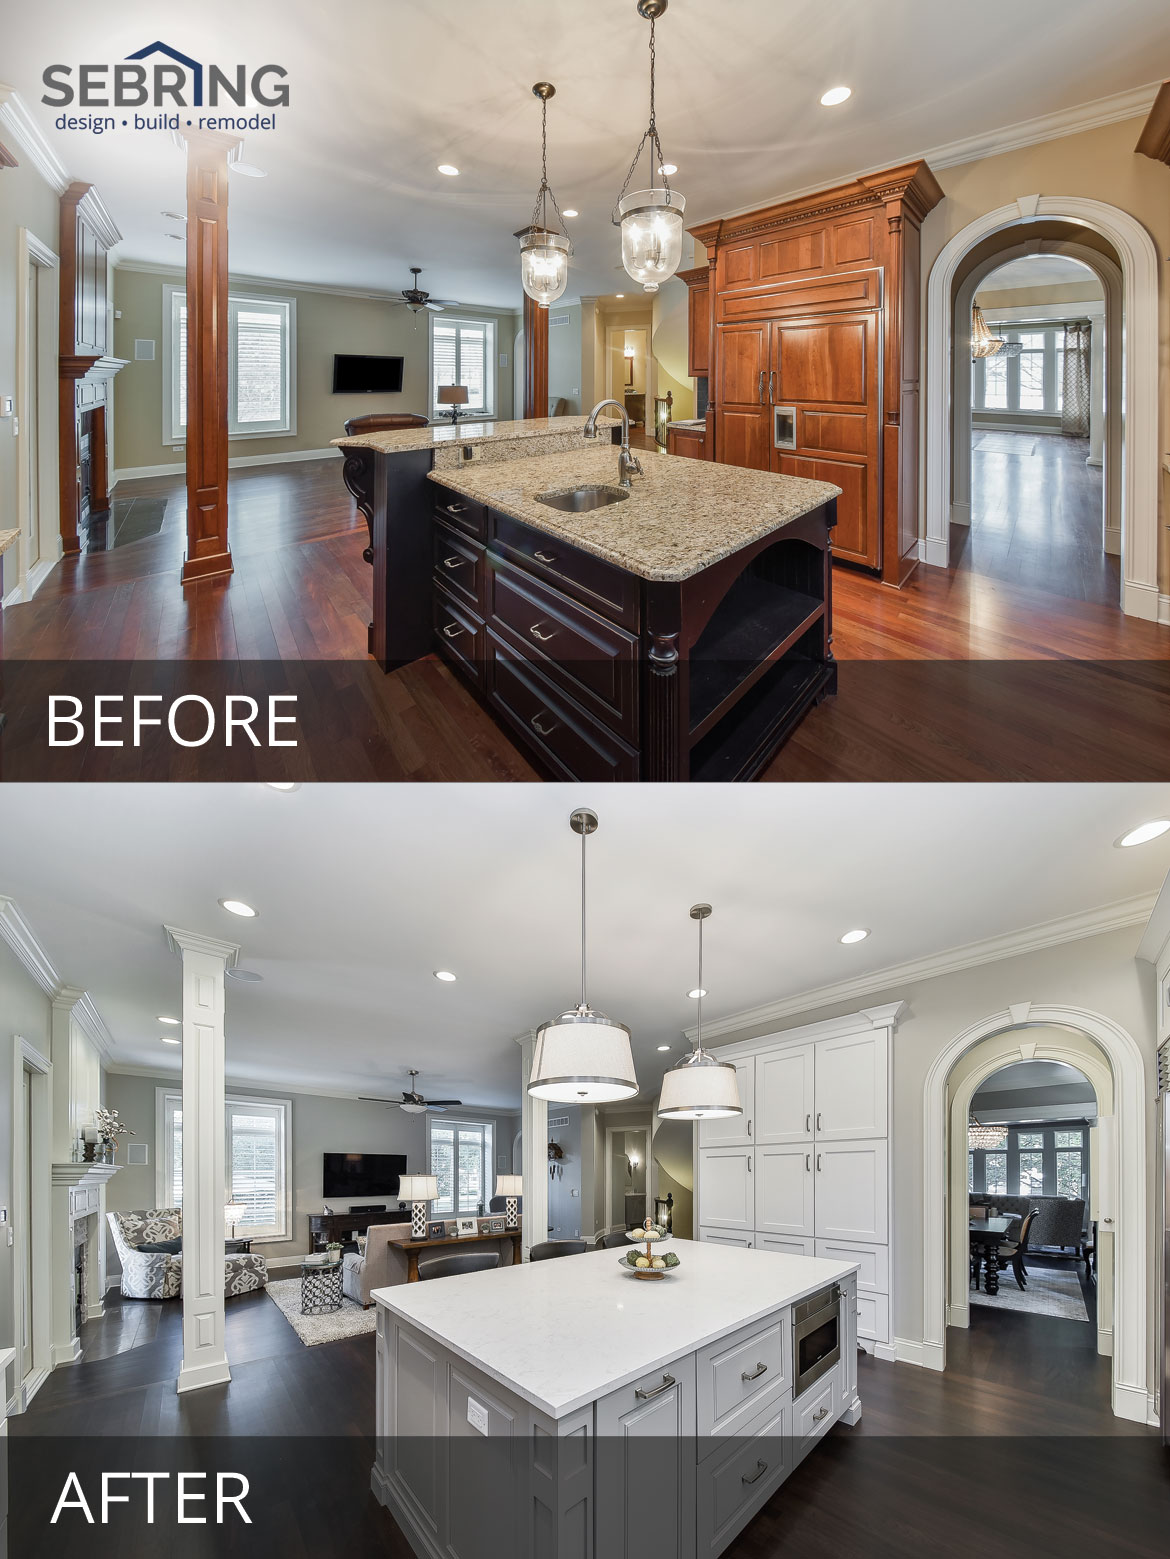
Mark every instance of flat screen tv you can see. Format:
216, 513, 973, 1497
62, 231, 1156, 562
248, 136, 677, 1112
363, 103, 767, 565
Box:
332, 354, 404, 395
322, 1152, 407, 1199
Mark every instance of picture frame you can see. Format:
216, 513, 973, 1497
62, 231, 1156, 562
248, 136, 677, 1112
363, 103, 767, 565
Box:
489, 1217, 506, 1234
456, 1217, 478, 1237
427, 1221, 447, 1240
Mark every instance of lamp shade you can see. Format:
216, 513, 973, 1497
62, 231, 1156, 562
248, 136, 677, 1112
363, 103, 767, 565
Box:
223, 1201, 246, 1221
437, 384, 469, 406
398, 1174, 439, 1202
528, 1009, 639, 1103
494, 1175, 523, 1198
657, 1048, 742, 1120
618, 188, 686, 293
519, 229, 571, 307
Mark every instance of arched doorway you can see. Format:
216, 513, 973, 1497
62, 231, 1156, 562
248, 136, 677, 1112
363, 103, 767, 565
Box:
922, 1003, 1149, 1423
924, 196, 1161, 621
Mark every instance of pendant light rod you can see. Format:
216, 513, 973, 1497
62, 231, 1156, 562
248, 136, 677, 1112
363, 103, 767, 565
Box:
569, 808, 598, 1009
657, 902, 740, 1121
691, 902, 710, 1052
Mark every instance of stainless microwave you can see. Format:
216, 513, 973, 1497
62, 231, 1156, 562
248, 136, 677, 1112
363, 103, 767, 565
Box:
793, 1282, 841, 1397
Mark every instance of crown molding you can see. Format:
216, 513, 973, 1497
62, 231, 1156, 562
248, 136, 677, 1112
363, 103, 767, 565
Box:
686, 893, 1157, 1045
163, 925, 241, 963
0, 895, 61, 995
78, 186, 122, 250
0, 84, 68, 194
50, 986, 113, 1059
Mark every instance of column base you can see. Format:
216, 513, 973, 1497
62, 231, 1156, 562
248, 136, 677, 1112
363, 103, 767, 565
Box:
177, 1357, 232, 1394
181, 548, 234, 585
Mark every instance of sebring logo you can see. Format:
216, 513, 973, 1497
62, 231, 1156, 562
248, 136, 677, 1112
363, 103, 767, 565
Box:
43, 40, 288, 134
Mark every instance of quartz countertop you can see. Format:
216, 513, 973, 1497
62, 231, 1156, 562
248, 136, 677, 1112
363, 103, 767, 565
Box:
0, 529, 19, 558
332, 414, 617, 456
373, 1238, 856, 1419
426, 445, 840, 582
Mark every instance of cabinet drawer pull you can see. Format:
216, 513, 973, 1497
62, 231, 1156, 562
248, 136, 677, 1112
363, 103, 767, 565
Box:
812, 1407, 829, 1424
757, 369, 766, 404
441, 623, 465, 640
533, 549, 557, 564
747, 1156, 752, 1174
805, 1114, 811, 1134
529, 623, 556, 643
530, 712, 559, 737
747, 1117, 752, 1138
741, 1460, 768, 1486
445, 501, 468, 514
816, 1113, 822, 1131
443, 555, 467, 570
816, 1153, 822, 1172
741, 1362, 768, 1382
768, 369, 776, 403
634, 1373, 676, 1401
806, 1153, 811, 1172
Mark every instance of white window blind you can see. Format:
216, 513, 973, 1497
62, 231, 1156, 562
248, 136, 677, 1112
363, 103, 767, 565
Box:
157, 1089, 291, 1242
428, 1119, 495, 1216
431, 317, 495, 417
165, 286, 295, 443
972, 325, 1067, 418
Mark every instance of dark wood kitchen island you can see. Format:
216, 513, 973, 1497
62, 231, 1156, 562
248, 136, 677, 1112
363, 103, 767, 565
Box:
335, 426, 839, 782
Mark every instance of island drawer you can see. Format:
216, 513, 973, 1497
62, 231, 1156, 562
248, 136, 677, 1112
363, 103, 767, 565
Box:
488, 561, 639, 742
489, 511, 639, 631
432, 518, 486, 614
696, 1398, 792, 1559
432, 488, 487, 539
433, 584, 485, 689
696, 1310, 790, 1445
488, 636, 639, 782
793, 1370, 837, 1457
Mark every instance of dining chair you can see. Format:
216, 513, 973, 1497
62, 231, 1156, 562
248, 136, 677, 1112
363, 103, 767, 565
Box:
418, 1250, 501, 1281
594, 1232, 630, 1250
996, 1208, 1038, 1290
528, 1240, 588, 1261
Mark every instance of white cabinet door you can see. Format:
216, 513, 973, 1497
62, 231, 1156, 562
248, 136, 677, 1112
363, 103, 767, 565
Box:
813, 1238, 889, 1296
699, 1227, 755, 1248
596, 1354, 697, 1559
755, 1044, 815, 1143
758, 1234, 814, 1258
813, 1139, 888, 1243
697, 1060, 755, 1148
813, 1029, 887, 1140
754, 1143, 814, 1237
698, 1146, 754, 1231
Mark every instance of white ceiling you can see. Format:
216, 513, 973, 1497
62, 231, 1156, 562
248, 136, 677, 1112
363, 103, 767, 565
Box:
6, 1, 1168, 307
974, 1060, 1094, 1095
3, 784, 1167, 1108
977, 255, 1103, 292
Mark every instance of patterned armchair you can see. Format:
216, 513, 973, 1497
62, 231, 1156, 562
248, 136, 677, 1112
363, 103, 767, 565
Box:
106, 1208, 268, 1300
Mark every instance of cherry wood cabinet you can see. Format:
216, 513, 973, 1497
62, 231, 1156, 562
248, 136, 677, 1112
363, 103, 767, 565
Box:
689, 161, 942, 584
677, 264, 710, 379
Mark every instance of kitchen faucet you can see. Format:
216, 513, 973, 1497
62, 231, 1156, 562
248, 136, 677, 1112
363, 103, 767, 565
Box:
584, 399, 643, 489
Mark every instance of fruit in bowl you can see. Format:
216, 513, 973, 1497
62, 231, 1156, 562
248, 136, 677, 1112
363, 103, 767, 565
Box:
626, 1222, 668, 1242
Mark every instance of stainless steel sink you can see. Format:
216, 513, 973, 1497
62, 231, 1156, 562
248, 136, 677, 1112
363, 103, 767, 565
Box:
535, 485, 630, 513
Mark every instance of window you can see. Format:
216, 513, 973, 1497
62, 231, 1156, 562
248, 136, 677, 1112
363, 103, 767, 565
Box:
428, 1118, 495, 1217
164, 285, 296, 443
157, 1089, 291, 1242
971, 325, 1068, 418
430, 316, 496, 418
968, 1121, 1089, 1200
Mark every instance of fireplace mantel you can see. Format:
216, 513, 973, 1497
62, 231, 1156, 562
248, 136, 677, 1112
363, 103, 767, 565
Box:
52, 1162, 122, 1190
51, 1162, 120, 1365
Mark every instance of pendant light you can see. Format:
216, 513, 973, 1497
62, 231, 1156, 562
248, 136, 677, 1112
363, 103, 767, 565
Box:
968, 1116, 1007, 1150
970, 304, 1022, 361
528, 809, 639, 1104
516, 82, 572, 308
612, 0, 686, 294
657, 906, 742, 1119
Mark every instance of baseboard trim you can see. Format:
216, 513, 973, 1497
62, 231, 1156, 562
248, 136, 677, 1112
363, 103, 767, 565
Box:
17, 1367, 49, 1412
86, 1300, 105, 1320
892, 1337, 946, 1371
922, 537, 949, 570
949, 501, 971, 527
1158, 594, 1170, 627
872, 1342, 897, 1363
945, 1303, 969, 1329
1112, 1380, 1153, 1423
50, 1339, 81, 1367
1122, 579, 1161, 622
176, 1358, 232, 1394
112, 446, 341, 486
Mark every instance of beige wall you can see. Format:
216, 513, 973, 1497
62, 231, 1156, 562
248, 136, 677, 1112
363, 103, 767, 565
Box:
111, 265, 520, 475
548, 301, 582, 415
652, 276, 696, 421
974, 280, 1104, 310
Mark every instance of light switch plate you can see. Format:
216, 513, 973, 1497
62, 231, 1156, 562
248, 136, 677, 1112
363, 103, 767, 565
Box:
0, 396, 13, 417
0, 1206, 8, 1222
466, 1397, 489, 1436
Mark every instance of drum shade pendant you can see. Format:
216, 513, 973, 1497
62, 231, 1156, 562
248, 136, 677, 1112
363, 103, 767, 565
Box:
528, 809, 639, 1104
613, 0, 686, 293
517, 83, 572, 307
658, 906, 742, 1120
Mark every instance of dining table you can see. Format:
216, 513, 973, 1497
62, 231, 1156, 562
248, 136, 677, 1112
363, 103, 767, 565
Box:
968, 1216, 1018, 1295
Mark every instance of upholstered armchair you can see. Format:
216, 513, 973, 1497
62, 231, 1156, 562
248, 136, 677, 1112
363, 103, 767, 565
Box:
342, 1223, 411, 1307
106, 1208, 268, 1299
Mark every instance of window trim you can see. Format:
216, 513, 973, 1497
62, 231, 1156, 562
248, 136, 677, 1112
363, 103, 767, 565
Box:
425, 1114, 496, 1218
968, 1117, 1090, 1201
428, 313, 497, 420
154, 1086, 293, 1245
162, 282, 298, 446
971, 322, 1068, 421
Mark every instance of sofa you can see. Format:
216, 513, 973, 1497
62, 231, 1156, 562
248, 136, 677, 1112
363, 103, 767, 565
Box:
106, 1208, 269, 1300
969, 1195, 1088, 1257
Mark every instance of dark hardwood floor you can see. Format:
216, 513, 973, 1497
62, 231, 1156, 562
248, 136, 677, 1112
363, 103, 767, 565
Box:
3, 453, 1167, 781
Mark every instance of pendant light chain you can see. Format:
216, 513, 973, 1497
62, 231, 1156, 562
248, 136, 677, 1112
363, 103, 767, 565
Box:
612, 10, 674, 224
529, 89, 570, 239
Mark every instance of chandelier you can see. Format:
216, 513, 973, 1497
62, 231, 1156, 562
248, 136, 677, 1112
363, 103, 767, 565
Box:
968, 1116, 1007, 1150
517, 82, 572, 308
612, 0, 686, 294
658, 905, 742, 1120
971, 304, 1023, 361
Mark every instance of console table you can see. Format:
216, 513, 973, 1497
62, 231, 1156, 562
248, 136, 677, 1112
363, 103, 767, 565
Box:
309, 1210, 409, 1251
403, 1229, 523, 1282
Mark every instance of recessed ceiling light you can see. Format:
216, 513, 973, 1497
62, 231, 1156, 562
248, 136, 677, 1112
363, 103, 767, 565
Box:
157, 1016, 180, 1025
161, 211, 185, 221
1116, 819, 1170, 848
615, 293, 625, 298
820, 86, 852, 106
563, 208, 579, 218
226, 968, 264, 982
657, 1044, 671, 1052
687, 987, 706, 999
161, 1036, 181, 1045
437, 164, 460, 176
433, 970, 457, 982
219, 898, 258, 918
166, 233, 184, 240
265, 781, 301, 791
658, 163, 678, 176
839, 928, 869, 944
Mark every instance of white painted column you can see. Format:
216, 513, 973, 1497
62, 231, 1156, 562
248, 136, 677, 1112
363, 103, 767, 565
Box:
166, 925, 239, 1394
1087, 315, 1105, 471
515, 1030, 548, 1262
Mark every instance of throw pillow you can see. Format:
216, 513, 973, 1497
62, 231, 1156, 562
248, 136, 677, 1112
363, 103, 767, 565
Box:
137, 1238, 182, 1254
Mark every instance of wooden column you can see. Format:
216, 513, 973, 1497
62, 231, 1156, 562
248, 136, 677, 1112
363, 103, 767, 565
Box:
181, 133, 236, 584
523, 293, 549, 420
167, 925, 239, 1393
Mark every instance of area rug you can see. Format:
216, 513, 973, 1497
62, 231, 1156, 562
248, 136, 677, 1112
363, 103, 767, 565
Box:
973, 434, 1036, 455
970, 1263, 1089, 1322
265, 1277, 377, 1345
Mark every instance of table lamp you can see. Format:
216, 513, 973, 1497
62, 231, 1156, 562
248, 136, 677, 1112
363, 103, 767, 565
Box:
437, 384, 469, 424
224, 1198, 246, 1238
495, 1175, 523, 1229
399, 1174, 439, 1238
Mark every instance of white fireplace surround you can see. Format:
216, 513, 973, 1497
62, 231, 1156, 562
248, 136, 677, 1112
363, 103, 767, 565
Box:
51, 1163, 120, 1366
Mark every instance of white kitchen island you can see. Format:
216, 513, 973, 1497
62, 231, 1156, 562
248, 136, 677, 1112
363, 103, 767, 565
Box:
371, 1239, 859, 1559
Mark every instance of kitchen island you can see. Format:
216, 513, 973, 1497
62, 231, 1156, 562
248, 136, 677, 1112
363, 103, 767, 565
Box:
371, 1239, 859, 1559
335, 419, 840, 782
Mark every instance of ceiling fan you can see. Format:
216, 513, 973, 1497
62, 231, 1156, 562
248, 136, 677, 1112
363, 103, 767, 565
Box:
361, 1069, 463, 1114
390, 267, 459, 314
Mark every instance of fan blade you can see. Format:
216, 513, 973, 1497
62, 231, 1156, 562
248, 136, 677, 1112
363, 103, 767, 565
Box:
358, 1095, 404, 1104
429, 299, 460, 308
423, 301, 445, 312
424, 1099, 462, 1107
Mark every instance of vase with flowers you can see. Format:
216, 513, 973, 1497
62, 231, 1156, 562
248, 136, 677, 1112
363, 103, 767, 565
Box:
93, 1107, 134, 1163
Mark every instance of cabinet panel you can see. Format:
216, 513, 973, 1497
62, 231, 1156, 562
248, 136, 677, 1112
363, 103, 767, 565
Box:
774, 315, 873, 407
595, 1355, 697, 1559
697, 1146, 754, 1230
696, 1398, 791, 1559
813, 1238, 889, 1295
755, 1143, 814, 1238
758, 1234, 814, 1258
688, 281, 710, 378
852, 1289, 890, 1345
777, 452, 873, 568
699, 1227, 754, 1248
697, 1311, 789, 1441
813, 1139, 888, 1243
760, 230, 824, 278
756, 1044, 814, 1143
814, 1029, 888, 1139
698, 1061, 754, 1148
716, 408, 770, 471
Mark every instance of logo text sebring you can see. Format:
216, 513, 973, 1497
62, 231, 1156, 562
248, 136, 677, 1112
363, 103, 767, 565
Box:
43, 41, 288, 109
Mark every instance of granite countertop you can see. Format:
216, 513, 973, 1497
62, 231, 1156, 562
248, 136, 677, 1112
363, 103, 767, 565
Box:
332, 414, 617, 456
0, 529, 19, 558
373, 1239, 856, 1419
427, 445, 841, 582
